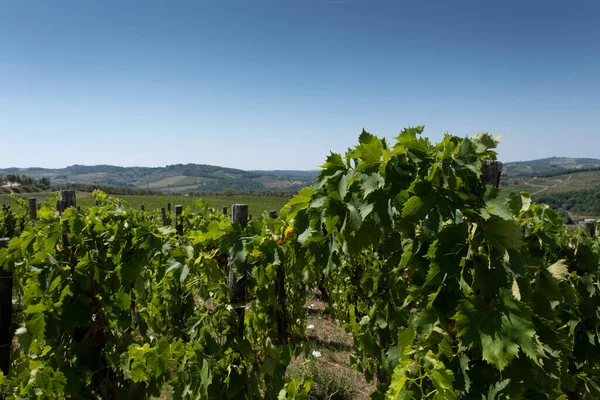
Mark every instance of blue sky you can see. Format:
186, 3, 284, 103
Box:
1, 0, 599, 170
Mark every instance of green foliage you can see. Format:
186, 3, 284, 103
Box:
4, 128, 600, 399
501, 169, 600, 219
0, 193, 311, 399
284, 127, 600, 398
537, 188, 600, 218
0, 173, 50, 191
0, 195, 30, 237
0, 192, 291, 216
77, 193, 290, 215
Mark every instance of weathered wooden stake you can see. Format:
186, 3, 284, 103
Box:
161, 208, 167, 226
28, 198, 37, 220
140, 204, 145, 211
0, 238, 13, 377
174, 205, 183, 235
167, 203, 171, 213
248, 213, 252, 220
481, 160, 503, 188
580, 219, 597, 236
222, 206, 227, 216
270, 210, 288, 343
228, 205, 249, 336
58, 190, 76, 214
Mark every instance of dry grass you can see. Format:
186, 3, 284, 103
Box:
287, 297, 376, 400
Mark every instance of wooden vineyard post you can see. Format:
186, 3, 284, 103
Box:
0, 238, 12, 377
482, 160, 503, 188
161, 208, 167, 226
248, 213, 252, 221
140, 204, 145, 211
228, 204, 249, 336
94, 200, 99, 207
271, 211, 288, 344
57, 190, 76, 214
222, 206, 227, 216
167, 203, 171, 213
580, 219, 597, 236
28, 198, 37, 220
174, 205, 183, 235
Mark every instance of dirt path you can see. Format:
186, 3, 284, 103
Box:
523, 177, 547, 188
286, 297, 376, 400
531, 174, 572, 195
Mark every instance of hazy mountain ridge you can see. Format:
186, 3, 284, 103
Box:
3, 156, 600, 194
0, 164, 319, 193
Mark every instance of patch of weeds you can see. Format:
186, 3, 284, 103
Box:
290, 357, 358, 400
309, 361, 357, 400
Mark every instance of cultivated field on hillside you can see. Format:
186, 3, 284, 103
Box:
503, 170, 600, 195
0, 192, 290, 215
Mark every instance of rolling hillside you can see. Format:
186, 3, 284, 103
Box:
0, 164, 319, 193
501, 169, 600, 195
4, 157, 600, 218
501, 168, 600, 220
502, 157, 600, 177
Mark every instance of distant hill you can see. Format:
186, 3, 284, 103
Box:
500, 157, 600, 219
0, 164, 319, 193
502, 157, 600, 177
501, 167, 600, 220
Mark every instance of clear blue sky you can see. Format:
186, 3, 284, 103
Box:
1, 0, 599, 170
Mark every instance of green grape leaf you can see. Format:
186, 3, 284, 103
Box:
459, 354, 471, 393
484, 197, 513, 221
453, 292, 542, 371
346, 195, 373, 230
359, 172, 385, 197
24, 303, 46, 340
180, 263, 190, 283
485, 218, 524, 250
320, 152, 346, 172
285, 186, 315, 216
166, 258, 183, 274
113, 289, 131, 311
338, 171, 354, 200
485, 379, 511, 400
148, 340, 170, 376
200, 359, 213, 395
424, 351, 455, 393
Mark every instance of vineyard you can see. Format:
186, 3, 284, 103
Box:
2, 128, 600, 399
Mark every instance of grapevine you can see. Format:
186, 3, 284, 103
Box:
1, 127, 600, 399
285, 127, 600, 399
0, 192, 312, 399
